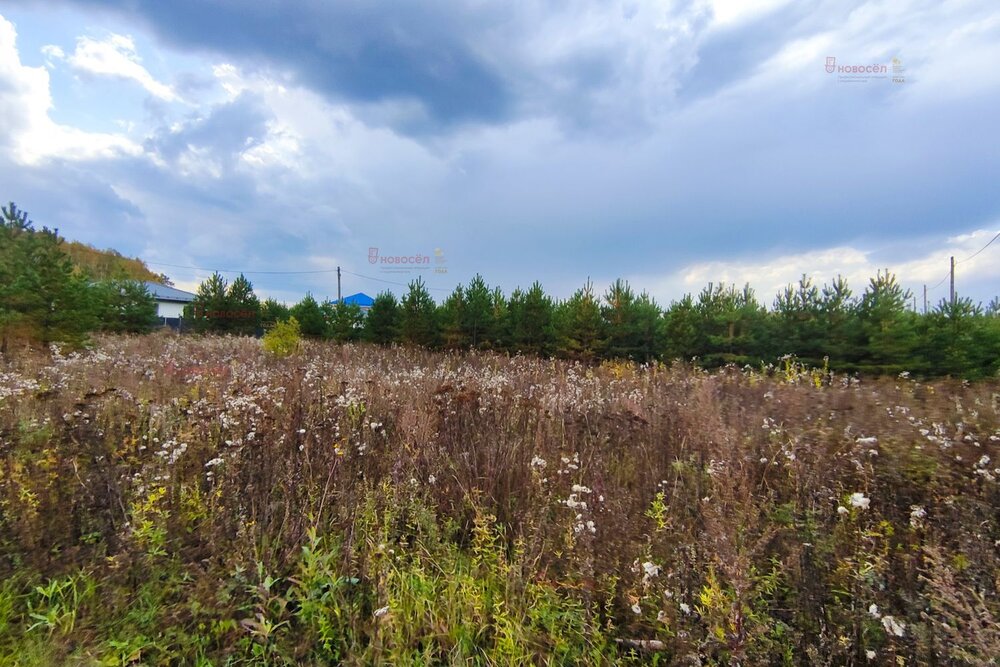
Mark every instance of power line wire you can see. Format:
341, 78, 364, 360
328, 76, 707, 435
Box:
145, 260, 451, 291
340, 269, 450, 291
957, 230, 1000, 263
928, 270, 951, 291
145, 260, 339, 275
923, 229, 998, 294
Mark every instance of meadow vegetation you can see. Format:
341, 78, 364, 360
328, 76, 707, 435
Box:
1, 334, 998, 664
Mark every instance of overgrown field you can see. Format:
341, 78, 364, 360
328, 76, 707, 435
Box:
1, 335, 998, 665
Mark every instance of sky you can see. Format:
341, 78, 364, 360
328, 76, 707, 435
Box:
1, 0, 998, 309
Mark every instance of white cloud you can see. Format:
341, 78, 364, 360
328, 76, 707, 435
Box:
212, 62, 290, 101
0, 16, 142, 165
706, 0, 794, 28
40, 43, 64, 66
175, 144, 222, 179
210, 63, 447, 197
239, 121, 301, 169
67, 32, 180, 102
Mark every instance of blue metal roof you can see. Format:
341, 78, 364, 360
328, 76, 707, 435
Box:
143, 281, 197, 302
338, 292, 375, 308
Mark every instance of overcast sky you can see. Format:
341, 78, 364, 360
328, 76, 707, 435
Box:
1, 0, 998, 308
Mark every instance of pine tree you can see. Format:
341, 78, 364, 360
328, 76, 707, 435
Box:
187, 272, 229, 333
364, 291, 400, 344
663, 294, 701, 361
772, 275, 823, 361
226, 274, 261, 335
817, 275, 857, 364
1, 202, 93, 349
602, 279, 636, 359
93, 279, 158, 333
463, 274, 495, 349
260, 298, 290, 329
400, 277, 438, 347
557, 279, 607, 361
919, 297, 981, 377
290, 294, 328, 338
857, 271, 916, 371
489, 286, 508, 350
439, 284, 467, 349
507, 282, 556, 356
329, 302, 364, 342
633, 291, 663, 362
696, 282, 765, 365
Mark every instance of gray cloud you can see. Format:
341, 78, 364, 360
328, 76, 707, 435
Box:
29, 0, 515, 133
2, 1, 999, 305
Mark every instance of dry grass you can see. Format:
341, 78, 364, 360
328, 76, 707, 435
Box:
0, 333, 998, 664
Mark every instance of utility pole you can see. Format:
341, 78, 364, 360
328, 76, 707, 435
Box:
949, 256, 955, 306
337, 266, 342, 303
923, 284, 927, 314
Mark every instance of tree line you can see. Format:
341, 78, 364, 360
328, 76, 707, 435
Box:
1, 203, 159, 352
189, 269, 1000, 379
3, 201, 999, 377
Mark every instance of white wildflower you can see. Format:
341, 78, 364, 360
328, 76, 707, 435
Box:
881, 615, 905, 637
868, 603, 880, 618
427, 474, 436, 485
850, 492, 870, 510
631, 603, 642, 614
571, 484, 592, 494
909, 505, 926, 528
657, 610, 668, 623
837, 506, 849, 515
530, 455, 547, 468
373, 605, 389, 618
866, 649, 876, 660
679, 602, 691, 614
204, 457, 224, 468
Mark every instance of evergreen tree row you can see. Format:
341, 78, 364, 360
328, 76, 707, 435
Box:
4, 201, 999, 378
259, 273, 1000, 379
1, 203, 158, 352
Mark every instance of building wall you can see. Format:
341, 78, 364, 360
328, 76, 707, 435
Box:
157, 301, 187, 319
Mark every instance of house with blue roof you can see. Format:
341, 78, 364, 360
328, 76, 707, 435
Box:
336, 292, 375, 314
